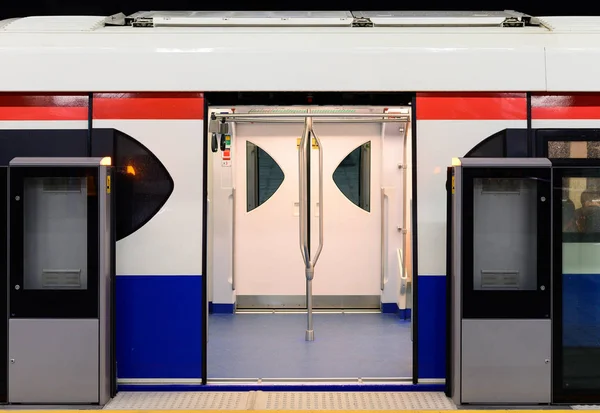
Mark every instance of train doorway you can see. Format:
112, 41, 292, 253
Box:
206, 100, 413, 383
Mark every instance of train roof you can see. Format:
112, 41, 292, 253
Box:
1, 10, 600, 92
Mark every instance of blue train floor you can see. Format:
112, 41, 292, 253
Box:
207, 311, 412, 379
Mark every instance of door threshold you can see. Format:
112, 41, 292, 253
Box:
207, 377, 412, 385
234, 309, 381, 314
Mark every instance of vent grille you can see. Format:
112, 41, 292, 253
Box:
42, 269, 82, 289
481, 270, 520, 289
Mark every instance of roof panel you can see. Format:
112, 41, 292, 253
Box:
353, 10, 526, 26
1, 15, 124, 32
130, 10, 354, 27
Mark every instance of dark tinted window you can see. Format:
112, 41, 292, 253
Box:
114, 131, 174, 240
333, 142, 371, 212
246, 141, 284, 212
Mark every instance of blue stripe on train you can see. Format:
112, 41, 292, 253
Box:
563, 273, 600, 347
417, 275, 446, 379
116, 275, 203, 379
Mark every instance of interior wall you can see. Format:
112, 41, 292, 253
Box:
208, 108, 236, 312
402, 121, 413, 315
380, 108, 411, 311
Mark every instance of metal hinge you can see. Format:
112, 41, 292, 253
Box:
131, 17, 154, 27
502, 16, 525, 27
352, 17, 373, 27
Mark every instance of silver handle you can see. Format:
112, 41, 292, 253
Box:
298, 118, 310, 267
298, 115, 324, 270
312, 120, 324, 267
231, 187, 236, 290
381, 189, 387, 290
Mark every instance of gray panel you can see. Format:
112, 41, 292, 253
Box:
472, 178, 538, 291
236, 295, 380, 309
458, 158, 551, 168
10, 157, 106, 167
461, 319, 551, 404
98, 165, 112, 405
9, 319, 99, 404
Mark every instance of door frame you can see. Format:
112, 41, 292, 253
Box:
201, 92, 417, 385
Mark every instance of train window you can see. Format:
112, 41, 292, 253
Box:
23, 176, 88, 290
548, 141, 600, 159
246, 141, 284, 212
472, 177, 538, 291
114, 131, 174, 240
562, 176, 600, 238
333, 142, 371, 212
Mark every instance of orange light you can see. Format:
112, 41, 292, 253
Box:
126, 165, 136, 176
100, 157, 112, 166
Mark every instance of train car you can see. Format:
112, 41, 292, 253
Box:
0, 9, 599, 397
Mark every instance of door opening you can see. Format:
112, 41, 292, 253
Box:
206, 99, 413, 383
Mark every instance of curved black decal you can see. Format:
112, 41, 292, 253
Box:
112, 130, 174, 241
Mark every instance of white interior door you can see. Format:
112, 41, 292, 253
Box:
234, 123, 306, 303
233, 121, 381, 308
309, 123, 381, 301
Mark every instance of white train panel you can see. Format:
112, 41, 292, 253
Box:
0, 26, 547, 92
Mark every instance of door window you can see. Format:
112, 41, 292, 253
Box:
246, 141, 284, 212
333, 142, 371, 212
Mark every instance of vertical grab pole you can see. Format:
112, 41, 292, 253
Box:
307, 116, 325, 342
298, 116, 313, 341
304, 116, 315, 342
298, 112, 324, 342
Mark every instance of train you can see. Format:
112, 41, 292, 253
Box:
0, 9, 599, 392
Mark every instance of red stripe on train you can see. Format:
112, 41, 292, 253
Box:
416, 93, 527, 121
93, 93, 204, 120
0, 94, 88, 121
532, 93, 600, 120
